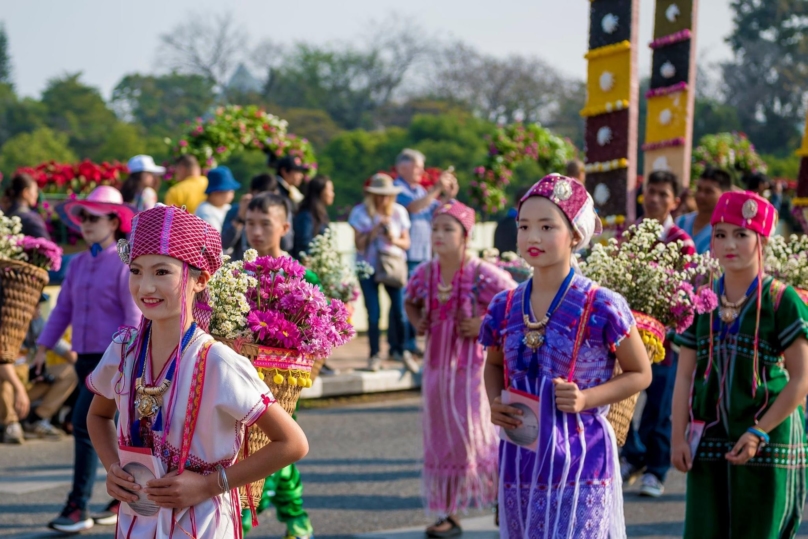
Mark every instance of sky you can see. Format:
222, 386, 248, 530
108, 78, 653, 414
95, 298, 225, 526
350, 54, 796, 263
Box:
2, 0, 735, 99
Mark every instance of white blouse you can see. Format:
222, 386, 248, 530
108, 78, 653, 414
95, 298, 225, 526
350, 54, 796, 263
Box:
88, 330, 274, 538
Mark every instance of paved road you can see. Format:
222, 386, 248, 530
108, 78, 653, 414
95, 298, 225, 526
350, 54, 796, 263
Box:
2, 395, 808, 538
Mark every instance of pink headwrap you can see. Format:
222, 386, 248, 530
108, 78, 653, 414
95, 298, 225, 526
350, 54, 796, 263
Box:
117, 205, 223, 331
433, 199, 475, 236
518, 174, 602, 257
711, 191, 777, 238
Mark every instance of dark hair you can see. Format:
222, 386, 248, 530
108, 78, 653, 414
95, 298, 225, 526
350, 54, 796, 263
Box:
565, 160, 585, 178
250, 173, 278, 194
4, 173, 36, 201
743, 172, 770, 192
247, 193, 289, 219
700, 167, 733, 192
174, 154, 199, 169
120, 172, 161, 205
298, 176, 331, 233
514, 185, 531, 205
646, 170, 679, 196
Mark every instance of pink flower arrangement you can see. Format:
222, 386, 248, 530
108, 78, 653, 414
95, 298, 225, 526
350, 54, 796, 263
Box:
210, 253, 354, 358
16, 236, 63, 272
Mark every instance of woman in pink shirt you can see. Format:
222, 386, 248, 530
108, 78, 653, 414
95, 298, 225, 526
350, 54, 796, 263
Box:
36, 186, 140, 534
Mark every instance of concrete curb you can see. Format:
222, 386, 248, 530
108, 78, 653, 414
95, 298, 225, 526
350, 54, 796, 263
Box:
301, 369, 422, 399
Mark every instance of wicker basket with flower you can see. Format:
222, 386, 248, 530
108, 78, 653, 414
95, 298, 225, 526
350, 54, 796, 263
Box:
580, 219, 719, 445
208, 250, 354, 507
0, 212, 62, 362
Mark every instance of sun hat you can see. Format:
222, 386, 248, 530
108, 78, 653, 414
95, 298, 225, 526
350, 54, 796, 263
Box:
711, 191, 777, 238
62, 186, 136, 233
127, 155, 166, 175
204, 166, 241, 194
365, 173, 402, 196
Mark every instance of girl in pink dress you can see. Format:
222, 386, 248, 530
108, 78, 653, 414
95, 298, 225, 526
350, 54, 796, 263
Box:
405, 200, 516, 537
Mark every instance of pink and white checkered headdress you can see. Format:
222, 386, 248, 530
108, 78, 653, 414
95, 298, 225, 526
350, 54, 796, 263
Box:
117, 205, 222, 331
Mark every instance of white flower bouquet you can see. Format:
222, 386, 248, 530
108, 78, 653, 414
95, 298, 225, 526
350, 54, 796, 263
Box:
766, 234, 808, 293
298, 225, 372, 304
580, 219, 719, 361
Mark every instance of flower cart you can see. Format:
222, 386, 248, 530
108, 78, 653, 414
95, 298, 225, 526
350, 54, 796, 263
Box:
208, 251, 354, 508
581, 219, 718, 445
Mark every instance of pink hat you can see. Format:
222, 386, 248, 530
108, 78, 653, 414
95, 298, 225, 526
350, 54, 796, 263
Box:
518, 174, 603, 245
63, 186, 136, 233
118, 205, 223, 331
711, 191, 777, 237
433, 199, 475, 236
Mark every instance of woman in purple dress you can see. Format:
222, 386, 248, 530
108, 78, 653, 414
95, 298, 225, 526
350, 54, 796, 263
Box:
481, 175, 651, 538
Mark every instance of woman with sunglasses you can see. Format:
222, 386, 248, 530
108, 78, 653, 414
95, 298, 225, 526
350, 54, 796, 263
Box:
36, 186, 141, 534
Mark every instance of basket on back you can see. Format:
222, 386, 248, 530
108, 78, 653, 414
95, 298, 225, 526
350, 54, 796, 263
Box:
607, 311, 666, 446
0, 259, 49, 362
216, 339, 313, 509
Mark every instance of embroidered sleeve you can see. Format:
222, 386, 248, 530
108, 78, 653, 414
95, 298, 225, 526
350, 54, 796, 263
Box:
595, 288, 635, 351
476, 261, 517, 309
775, 285, 808, 351
86, 341, 127, 400
405, 262, 429, 303
479, 289, 509, 348
211, 346, 276, 427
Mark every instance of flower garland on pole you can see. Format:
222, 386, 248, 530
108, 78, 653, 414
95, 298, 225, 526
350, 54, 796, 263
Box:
471, 123, 579, 214
691, 132, 767, 184
168, 104, 318, 173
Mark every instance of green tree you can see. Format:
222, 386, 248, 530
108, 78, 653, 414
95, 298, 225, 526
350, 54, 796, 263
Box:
40, 73, 118, 160
692, 99, 742, 144
722, 0, 808, 154
0, 23, 10, 85
0, 84, 47, 146
111, 72, 216, 138
0, 127, 76, 174
94, 122, 167, 163
319, 127, 407, 214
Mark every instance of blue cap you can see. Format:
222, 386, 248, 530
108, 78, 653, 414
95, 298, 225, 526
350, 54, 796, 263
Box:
205, 166, 241, 194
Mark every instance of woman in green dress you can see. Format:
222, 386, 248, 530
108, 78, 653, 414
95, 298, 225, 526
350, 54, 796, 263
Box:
671, 191, 808, 538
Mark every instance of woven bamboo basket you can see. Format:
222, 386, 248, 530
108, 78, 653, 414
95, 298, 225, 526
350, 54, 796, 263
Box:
0, 259, 49, 362
310, 356, 326, 380
215, 339, 314, 508
607, 311, 665, 447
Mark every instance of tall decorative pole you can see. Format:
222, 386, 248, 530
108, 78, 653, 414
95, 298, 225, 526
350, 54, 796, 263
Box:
642, 1, 700, 190
582, 0, 642, 222
792, 115, 808, 232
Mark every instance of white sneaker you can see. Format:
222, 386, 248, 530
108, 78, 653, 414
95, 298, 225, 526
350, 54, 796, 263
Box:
368, 355, 382, 372
400, 350, 420, 374
24, 419, 63, 440
639, 473, 665, 498
3, 422, 24, 444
